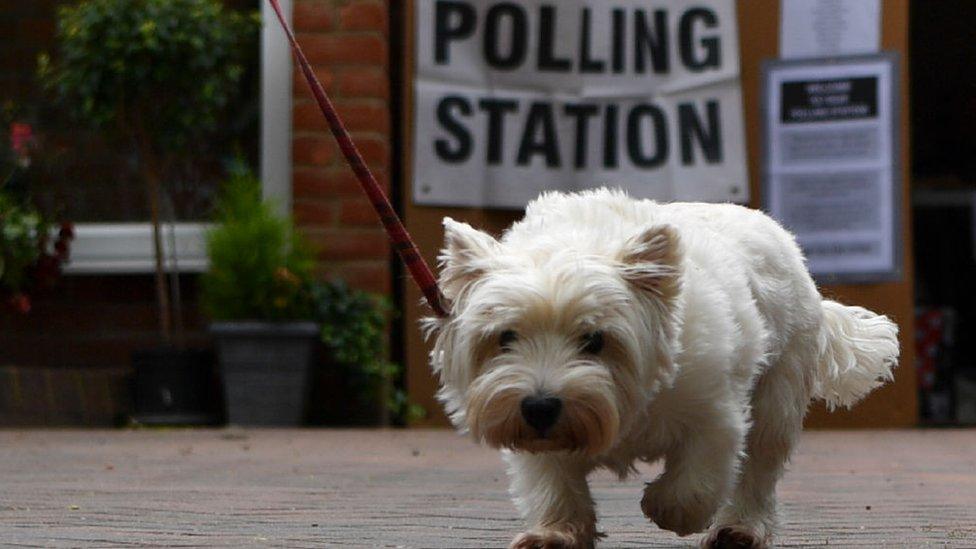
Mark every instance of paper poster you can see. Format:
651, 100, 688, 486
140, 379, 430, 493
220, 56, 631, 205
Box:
412, 0, 748, 209
763, 55, 901, 281
780, 0, 880, 60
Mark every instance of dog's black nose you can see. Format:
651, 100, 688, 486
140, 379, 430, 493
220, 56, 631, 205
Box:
520, 395, 562, 434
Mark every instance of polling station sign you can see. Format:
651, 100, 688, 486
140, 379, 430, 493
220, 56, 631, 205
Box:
412, 0, 748, 208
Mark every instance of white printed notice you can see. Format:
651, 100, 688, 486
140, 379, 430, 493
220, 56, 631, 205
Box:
764, 55, 900, 280
412, 0, 748, 208
780, 0, 880, 60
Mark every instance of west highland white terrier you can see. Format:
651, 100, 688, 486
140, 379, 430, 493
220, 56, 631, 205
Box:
424, 188, 899, 549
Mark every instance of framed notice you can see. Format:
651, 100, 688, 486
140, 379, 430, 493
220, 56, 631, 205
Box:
411, 0, 748, 209
763, 54, 901, 282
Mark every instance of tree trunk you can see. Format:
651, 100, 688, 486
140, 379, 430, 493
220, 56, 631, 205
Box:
135, 131, 173, 345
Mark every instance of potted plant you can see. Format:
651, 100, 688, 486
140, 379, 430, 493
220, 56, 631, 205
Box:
38, 0, 258, 424
202, 170, 319, 425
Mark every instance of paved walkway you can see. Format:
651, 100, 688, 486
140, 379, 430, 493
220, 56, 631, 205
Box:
0, 429, 974, 548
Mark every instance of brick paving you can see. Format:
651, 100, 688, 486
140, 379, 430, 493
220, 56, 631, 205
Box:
0, 429, 974, 548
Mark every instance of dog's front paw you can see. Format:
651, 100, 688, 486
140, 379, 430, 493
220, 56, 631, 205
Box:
700, 525, 768, 549
510, 525, 596, 549
641, 479, 718, 537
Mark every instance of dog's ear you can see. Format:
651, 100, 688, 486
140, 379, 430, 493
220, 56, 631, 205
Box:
618, 224, 681, 299
439, 217, 499, 302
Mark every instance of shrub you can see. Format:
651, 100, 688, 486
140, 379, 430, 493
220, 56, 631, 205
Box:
311, 279, 424, 424
201, 170, 315, 321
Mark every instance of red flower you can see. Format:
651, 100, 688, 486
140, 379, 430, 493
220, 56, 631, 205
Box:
9, 122, 32, 156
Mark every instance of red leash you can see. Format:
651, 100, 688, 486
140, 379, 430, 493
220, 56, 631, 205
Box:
267, 0, 448, 318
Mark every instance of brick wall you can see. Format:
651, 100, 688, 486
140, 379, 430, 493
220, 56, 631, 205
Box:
291, 0, 393, 296
0, 365, 131, 426
0, 275, 209, 425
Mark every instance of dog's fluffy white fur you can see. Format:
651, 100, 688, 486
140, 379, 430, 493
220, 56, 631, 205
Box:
425, 189, 899, 549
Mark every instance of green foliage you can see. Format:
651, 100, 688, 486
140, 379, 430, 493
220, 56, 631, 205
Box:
311, 280, 425, 423
38, 0, 259, 150
201, 171, 315, 321
313, 279, 390, 367
0, 193, 46, 293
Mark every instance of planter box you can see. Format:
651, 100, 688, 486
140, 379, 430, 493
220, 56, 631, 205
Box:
211, 321, 319, 426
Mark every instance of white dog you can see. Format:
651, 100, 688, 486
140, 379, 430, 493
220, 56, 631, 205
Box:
425, 188, 898, 549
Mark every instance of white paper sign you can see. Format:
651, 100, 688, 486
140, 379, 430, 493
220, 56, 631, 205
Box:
412, 0, 748, 208
764, 55, 900, 280
780, 0, 880, 59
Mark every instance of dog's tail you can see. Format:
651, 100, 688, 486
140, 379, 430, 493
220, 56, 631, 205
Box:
813, 300, 899, 410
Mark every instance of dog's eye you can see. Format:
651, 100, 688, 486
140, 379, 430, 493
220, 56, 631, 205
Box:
499, 330, 518, 351
581, 332, 604, 355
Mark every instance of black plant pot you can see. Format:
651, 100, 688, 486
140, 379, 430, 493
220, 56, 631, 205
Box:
132, 347, 219, 425
211, 321, 319, 426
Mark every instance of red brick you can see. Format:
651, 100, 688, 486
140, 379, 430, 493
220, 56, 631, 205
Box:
293, 136, 336, 166
350, 136, 389, 165
300, 34, 387, 66
335, 101, 389, 134
293, 200, 337, 226
295, 100, 387, 134
288, 2, 393, 300
294, 1, 334, 32
294, 168, 333, 198
338, 198, 381, 226
337, 67, 389, 99
309, 230, 390, 261
295, 168, 379, 199
339, 2, 388, 32
325, 262, 391, 294
292, 66, 335, 96
294, 169, 343, 199
293, 100, 330, 132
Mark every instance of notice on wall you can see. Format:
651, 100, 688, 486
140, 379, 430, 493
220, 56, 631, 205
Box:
763, 55, 900, 281
412, 0, 748, 209
780, 0, 880, 60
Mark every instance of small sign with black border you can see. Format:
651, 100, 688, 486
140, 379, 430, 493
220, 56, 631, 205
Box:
762, 54, 901, 283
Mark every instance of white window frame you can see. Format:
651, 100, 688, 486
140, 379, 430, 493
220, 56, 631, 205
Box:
64, 0, 293, 274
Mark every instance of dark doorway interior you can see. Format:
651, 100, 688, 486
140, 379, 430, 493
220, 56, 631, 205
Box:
910, 1, 976, 424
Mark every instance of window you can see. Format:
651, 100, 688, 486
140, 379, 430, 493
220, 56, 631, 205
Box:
1, 0, 292, 273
